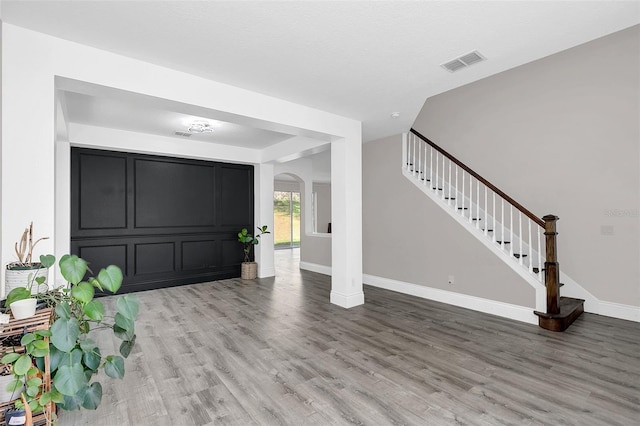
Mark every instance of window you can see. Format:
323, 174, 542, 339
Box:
273, 191, 300, 249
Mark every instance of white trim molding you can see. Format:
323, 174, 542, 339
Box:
330, 290, 365, 309
364, 274, 538, 325
299, 261, 332, 276
363, 274, 640, 324
599, 301, 640, 322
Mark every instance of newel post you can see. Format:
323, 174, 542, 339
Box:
543, 215, 560, 314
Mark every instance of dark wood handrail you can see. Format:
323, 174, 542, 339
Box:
410, 128, 544, 228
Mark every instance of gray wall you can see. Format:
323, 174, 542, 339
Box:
412, 25, 639, 306
363, 134, 535, 307
313, 182, 331, 233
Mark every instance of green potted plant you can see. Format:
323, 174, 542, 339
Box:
1, 254, 138, 422
5, 223, 51, 298
5, 254, 55, 320
237, 225, 270, 279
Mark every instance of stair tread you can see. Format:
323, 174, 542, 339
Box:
534, 297, 584, 320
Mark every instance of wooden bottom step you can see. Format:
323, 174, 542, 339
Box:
534, 297, 584, 332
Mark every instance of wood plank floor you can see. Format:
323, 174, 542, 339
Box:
60, 249, 640, 425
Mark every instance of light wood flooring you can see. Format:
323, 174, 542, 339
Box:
61, 249, 639, 425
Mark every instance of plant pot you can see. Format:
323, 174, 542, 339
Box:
0, 375, 24, 404
9, 298, 37, 320
241, 262, 258, 280
4, 407, 27, 426
5, 266, 48, 296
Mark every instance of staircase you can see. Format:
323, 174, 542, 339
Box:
404, 129, 584, 331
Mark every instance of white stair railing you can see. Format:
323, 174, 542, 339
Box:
404, 130, 546, 283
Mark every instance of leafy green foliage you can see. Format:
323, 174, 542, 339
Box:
4, 254, 139, 415
83, 300, 105, 321
39, 254, 55, 269
97, 265, 122, 293
116, 295, 139, 321
6, 287, 31, 307
119, 335, 136, 358
0, 352, 21, 364
80, 382, 102, 410
71, 282, 94, 304
51, 317, 81, 353
59, 255, 88, 285
237, 225, 270, 262
54, 364, 85, 396
104, 356, 125, 379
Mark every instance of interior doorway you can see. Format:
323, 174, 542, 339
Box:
273, 190, 301, 249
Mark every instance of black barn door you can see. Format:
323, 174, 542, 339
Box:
70, 148, 253, 293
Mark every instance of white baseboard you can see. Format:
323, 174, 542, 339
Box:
330, 290, 365, 308
363, 274, 538, 325
299, 261, 332, 276
599, 301, 640, 322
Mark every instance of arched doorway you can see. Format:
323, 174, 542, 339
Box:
273, 176, 301, 250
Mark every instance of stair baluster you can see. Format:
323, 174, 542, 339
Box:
484, 186, 488, 235
528, 220, 533, 274
492, 192, 496, 242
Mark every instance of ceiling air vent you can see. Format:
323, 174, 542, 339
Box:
174, 131, 192, 137
441, 50, 486, 73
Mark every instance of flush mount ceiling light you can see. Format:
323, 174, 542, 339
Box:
187, 120, 214, 134
390, 112, 400, 119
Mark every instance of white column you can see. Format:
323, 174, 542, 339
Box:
1, 36, 56, 294
330, 134, 364, 308
254, 163, 275, 278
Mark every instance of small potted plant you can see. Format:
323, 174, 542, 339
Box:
4, 399, 28, 426
237, 225, 270, 279
4, 253, 55, 320
5, 223, 50, 298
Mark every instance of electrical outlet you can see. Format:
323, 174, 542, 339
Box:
601, 225, 614, 236
448, 275, 454, 285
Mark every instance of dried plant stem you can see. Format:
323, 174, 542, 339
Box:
11, 222, 49, 266
14, 228, 28, 263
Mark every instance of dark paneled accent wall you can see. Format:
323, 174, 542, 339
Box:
71, 148, 254, 293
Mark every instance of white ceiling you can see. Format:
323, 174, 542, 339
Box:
1, 0, 639, 145
64, 91, 293, 149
